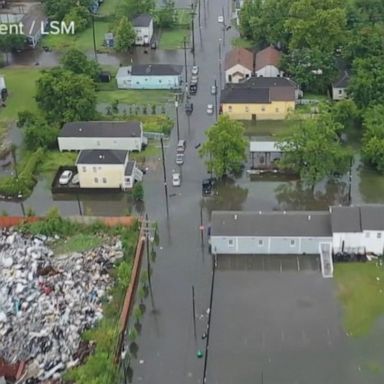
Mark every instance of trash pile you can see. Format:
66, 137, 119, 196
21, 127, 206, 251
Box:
0, 230, 124, 383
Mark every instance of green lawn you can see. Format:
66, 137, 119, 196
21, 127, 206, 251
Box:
130, 140, 161, 162
43, 21, 112, 52
242, 119, 296, 137
176, 8, 193, 26
231, 37, 254, 49
97, 89, 173, 104
0, 67, 40, 123
334, 262, 384, 336
38, 151, 78, 174
52, 233, 104, 254
159, 28, 189, 49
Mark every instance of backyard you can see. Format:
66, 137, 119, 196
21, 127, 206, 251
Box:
242, 119, 297, 137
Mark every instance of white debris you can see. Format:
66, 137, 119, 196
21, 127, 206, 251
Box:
0, 229, 124, 381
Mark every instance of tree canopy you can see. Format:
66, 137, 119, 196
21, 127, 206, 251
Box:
199, 116, 247, 179
61, 49, 100, 81
36, 68, 96, 125
117, 0, 154, 19
114, 17, 136, 52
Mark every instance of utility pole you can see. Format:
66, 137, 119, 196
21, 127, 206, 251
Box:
91, 14, 97, 62
192, 286, 196, 338
348, 156, 353, 206
76, 193, 83, 216
160, 138, 168, 201
183, 37, 188, 84
145, 213, 152, 288
200, 205, 204, 246
218, 39, 222, 92
175, 97, 180, 141
198, 0, 201, 28
214, 79, 218, 120
191, 2, 195, 62
222, 6, 225, 45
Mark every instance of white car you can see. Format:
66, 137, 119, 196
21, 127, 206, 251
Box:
191, 75, 198, 83
218, 15, 224, 23
207, 104, 214, 115
192, 65, 199, 75
211, 85, 217, 95
176, 153, 184, 165
59, 170, 73, 185
172, 172, 181, 186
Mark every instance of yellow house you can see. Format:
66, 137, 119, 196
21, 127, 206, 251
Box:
220, 77, 297, 120
76, 149, 143, 190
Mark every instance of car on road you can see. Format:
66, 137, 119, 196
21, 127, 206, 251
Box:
176, 153, 184, 165
189, 81, 198, 94
207, 104, 214, 114
211, 85, 217, 95
218, 15, 224, 23
185, 100, 193, 115
191, 75, 198, 83
177, 139, 186, 153
59, 170, 73, 185
202, 178, 214, 195
191, 65, 199, 75
172, 172, 181, 186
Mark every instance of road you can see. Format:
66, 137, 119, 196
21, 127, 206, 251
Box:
127, 0, 238, 382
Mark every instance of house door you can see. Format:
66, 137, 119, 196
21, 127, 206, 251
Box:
252, 114, 256, 121
228, 74, 232, 83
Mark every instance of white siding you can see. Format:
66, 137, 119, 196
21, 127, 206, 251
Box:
255, 65, 283, 78
332, 87, 347, 101
225, 64, 252, 84
58, 137, 143, 152
332, 232, 364, 253
134, 20, 154, 45
362, 230, 384, 254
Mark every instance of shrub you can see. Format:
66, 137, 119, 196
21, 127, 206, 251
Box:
132, 182, 144, 201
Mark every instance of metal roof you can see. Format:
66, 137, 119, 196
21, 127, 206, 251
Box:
131, 64, 183, 76
60, 121, 142, 138
330, 206, 361, 233
360, 206, 384, 231
220, 87, 270, 104
249, 141, 282, 152
76, 150, 128, 165
211, 211, 332, 237
132, 14, 152, 27
333, 71, 350, 88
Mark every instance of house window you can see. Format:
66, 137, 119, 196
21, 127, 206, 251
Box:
228, 105, 232, 111
245, 106, 249, 112
93, 167, 97, 172
338, 89, 343, 95
94, 177, 98, 183
378, 233, 382, 239
102, 177, 107, 184
261, 106, 265, 112
258, 239, 263, 246
366, 232, 370, 238
98, 167, 102, 170
290, 239, 296, 247
159, 79, 162, 83
275, 108, 279, 113
228, 239, 234, 247
82, 166, 86, 172
145, 78, 148, 81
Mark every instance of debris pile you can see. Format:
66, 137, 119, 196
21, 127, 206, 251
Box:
0, 230, 124, 382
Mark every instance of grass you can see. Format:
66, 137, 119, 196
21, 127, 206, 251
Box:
99, 0, 120, 16
231, 37, 254, 49
176, 8, 193, 25
334, 262, 384, 336
97, 89, 174, 104
43, 21, 112, 52
303, 93, 329, 101
130, 140, 161, 162
159, 28, 189, 49
52, 233, 104, 254
0, 67, 40, 122
38, 151, 77, 174
242, 119, 296, 137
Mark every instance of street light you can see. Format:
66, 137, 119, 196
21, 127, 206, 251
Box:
175, 98, 180, 141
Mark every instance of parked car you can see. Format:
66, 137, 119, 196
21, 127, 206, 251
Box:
176, 153, 184, 165
177, 139, 186, 153
185, 101, 193, 115
191, 75, 198, 83
59, 170, 73, 185
207, 104, 214, 114
202, 178, 214, 195
172, 172, 181, 186
211, 85, 217, 95
189, 81, 198, 95
218, 15, 224, 23
192, 65, 199, 75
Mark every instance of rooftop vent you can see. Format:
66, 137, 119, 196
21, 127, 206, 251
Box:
258, 211, 262, 215
145, 65, 152, 74
234, 214, 238, 220
283, 211, 286, 214
99, 155, 104, 159
308, 215, 311, 221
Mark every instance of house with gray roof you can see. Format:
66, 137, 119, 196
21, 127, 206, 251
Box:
76, 149, 142, 190
116, 64, 183, 89
58, 121, 146, 152
132, 14, 153, 46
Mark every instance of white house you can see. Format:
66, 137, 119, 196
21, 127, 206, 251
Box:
224, 48, 254, 84
132, 14, 153, 46
332, 71, 349, 101
249, 139, 284, 168
58, 121, 147, 152
76, 149, 142, 190
254, 46, 283, 77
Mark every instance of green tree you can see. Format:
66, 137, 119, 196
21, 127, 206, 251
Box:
239, 0, 266, 47
0, 33, 25, 64
157, 0, 177, 28
132, 182, 144, 201
117, 0, 155, 19
42, 0, 91, 21
362, 136, 384, 172
353, 0, 384, 24
63, 6, 90, 33
61, 49, 100, 81
199, 115, 247, 178
278, 112, 350, 189
114, 17, 136, 52
36, 68, 96, 124
330, 99, 360, 130
348, 55, 384, 109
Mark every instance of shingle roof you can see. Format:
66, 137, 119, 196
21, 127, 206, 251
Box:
333, 71, 350, 88
224, 48, 254, 71
240, 77, 297, 89
220, 87, 270, 104
22, 4, 46, 37
269, 86, 295, 101
360, 206, 384, 231
330, 206, 361, 233
255, 46, 281, 71
131, 64, 183, 76
76, 150, 128, 165
132, 14, 152, 27
211, 211, 332, 237
60, 121, 142, 138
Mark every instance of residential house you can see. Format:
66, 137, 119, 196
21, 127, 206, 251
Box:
249, 138, 284, 168
58, 121, 147, 152
332, 71, 349, 101
132, 14, 153, 46
116, 64, 183, 89
254, 46, 283, 77
220, 77, 296, 120
22, 4, 47, 48
76, 149, 143, 190
224, 47, 253, 84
